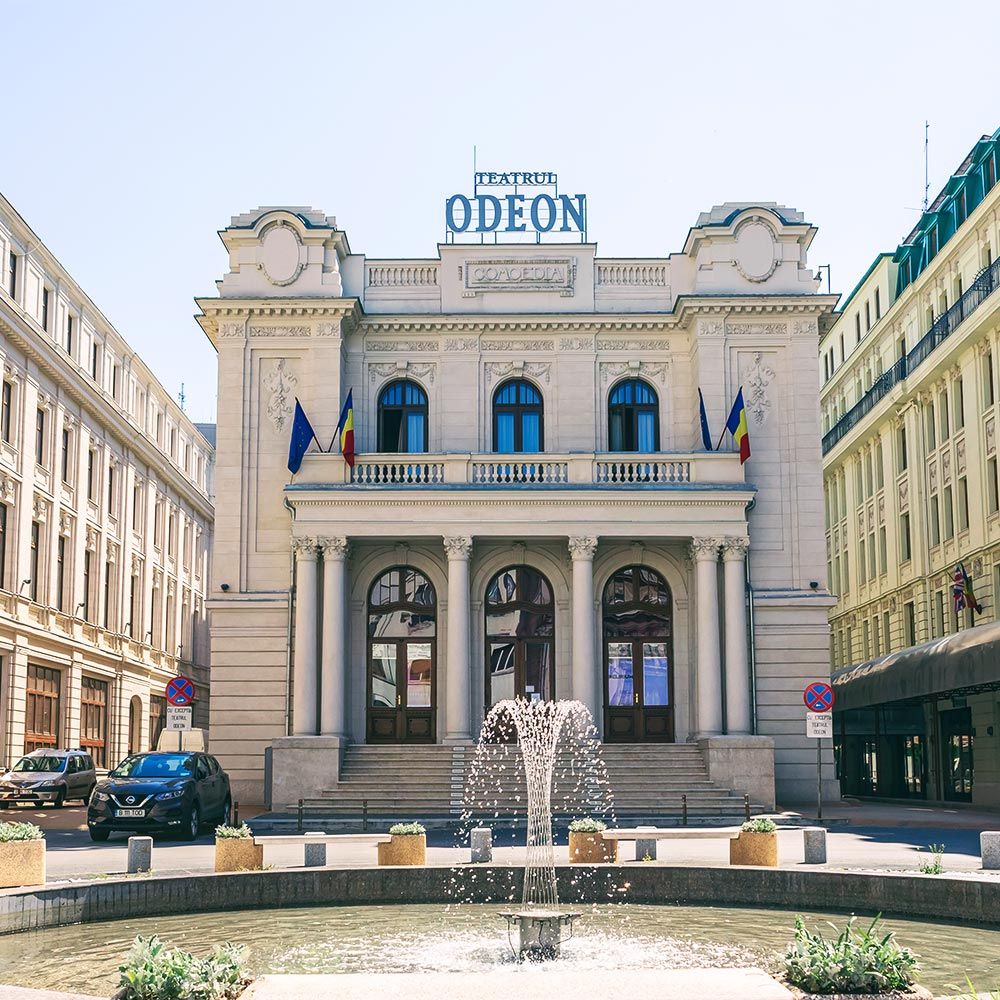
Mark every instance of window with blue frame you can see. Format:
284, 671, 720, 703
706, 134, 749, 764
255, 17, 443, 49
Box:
377, 379, 428, 453
608, 379, 660, 452
492, 379, 543, 453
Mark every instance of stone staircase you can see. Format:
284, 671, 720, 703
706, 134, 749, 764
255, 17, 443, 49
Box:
298, 743, 762, 824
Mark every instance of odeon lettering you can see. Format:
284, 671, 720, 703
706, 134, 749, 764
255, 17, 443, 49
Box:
445, 192, 587, 236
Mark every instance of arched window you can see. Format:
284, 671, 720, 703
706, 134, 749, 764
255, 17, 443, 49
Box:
493, 379, 543, 453
367, 566, 436, 743
377, 380, 428, 453
485, 565, 555, 707
608, 379, 659, 452
128, 695, 143, 755
603, 565, 673, 742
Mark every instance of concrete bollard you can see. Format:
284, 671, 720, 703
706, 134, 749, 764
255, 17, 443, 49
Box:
981, 831, 1000, 870
635, 827, 658, 861
303, 832, 327, 867
127, 836, 153, 874
803, 827, 827, 864
471, 827, 492, 863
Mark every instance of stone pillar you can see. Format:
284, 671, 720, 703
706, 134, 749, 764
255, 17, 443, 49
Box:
318, 537, 349, 737
569, 537, 599, 724
691, 537, 723, 737
444, 536, 473, 742
292, 537, 319, 737
722, 536, 752, 735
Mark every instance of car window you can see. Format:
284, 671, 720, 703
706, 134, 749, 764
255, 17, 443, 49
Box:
11, 755, 65, 773
67, 757, 80, 773
206, 756, 219, 775
110, 754, 193, 779
195, 757, 210, 780
84, 755, 94, 770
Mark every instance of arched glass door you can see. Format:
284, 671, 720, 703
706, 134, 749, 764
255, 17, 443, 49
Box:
603, 566, 673, 742
367, 566, 436, 743
485, 565, 555, 709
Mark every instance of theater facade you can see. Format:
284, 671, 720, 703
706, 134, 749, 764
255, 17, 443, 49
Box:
196, 194, 837, 809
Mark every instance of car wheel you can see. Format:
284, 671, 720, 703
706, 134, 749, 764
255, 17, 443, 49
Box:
89, 827, 110, 843
220, 796, 232, 826
52, 789, 66, 809
181, 802, 200, 841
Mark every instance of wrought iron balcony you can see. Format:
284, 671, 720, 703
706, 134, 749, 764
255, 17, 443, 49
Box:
822, 255, 1000, 455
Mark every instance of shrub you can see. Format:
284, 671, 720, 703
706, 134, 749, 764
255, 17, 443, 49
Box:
917, 843, 945, 875
783, 915, 919, 995
389, 822, 425, 836
118, 934, 249, 1000
569, 818, 607, 833
0, 821, 44, 842
741, 818, 777, 834
215, 823, 253, 840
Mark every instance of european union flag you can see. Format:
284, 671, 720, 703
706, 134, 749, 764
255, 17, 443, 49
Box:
287, 398, 319, 475
698, 388, 713, 451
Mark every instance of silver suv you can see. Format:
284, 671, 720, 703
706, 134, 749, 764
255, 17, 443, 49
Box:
0, 749, 97, 808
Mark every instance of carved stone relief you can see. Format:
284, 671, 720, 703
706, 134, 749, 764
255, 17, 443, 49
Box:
743, 352, 777, 426
368, 362, 437, 385
262, 359, 297, 433
599, 361, 668, 386
485, 361, 551, 385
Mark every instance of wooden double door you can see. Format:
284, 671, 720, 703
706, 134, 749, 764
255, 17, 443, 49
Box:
604, 638, 674, 742
367, 638, 435, 743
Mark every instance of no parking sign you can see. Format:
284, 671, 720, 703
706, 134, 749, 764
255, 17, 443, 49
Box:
166, 675, 196, 707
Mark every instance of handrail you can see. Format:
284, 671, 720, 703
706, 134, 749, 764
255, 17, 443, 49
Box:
822, 255, 1000, 454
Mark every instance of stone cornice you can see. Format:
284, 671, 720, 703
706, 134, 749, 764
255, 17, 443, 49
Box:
285, 491, 753, 510
195, 298, 364, 345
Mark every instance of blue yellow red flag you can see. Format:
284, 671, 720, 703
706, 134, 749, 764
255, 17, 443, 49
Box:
334, 389, 356, 468
723, 387, 751, 464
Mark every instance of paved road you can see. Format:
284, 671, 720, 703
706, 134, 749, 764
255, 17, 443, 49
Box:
3, 802, 993, 880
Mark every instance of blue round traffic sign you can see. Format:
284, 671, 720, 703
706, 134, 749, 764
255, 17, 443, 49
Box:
803, 681, 834, 712
166, 675, 196, 707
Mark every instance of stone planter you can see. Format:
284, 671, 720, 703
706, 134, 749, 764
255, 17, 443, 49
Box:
377, 833, 426, 866
784, 983, 933, 1000
729, 830, 778, 866
214, 838, 263, 873
0, 838, 45, 888
569, 830, 618, 864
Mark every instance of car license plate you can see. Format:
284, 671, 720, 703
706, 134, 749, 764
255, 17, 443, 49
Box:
115, 808, 145, 818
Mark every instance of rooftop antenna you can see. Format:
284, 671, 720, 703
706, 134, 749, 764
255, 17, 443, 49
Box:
178, 382, 186, 411
922, 120, 930, 212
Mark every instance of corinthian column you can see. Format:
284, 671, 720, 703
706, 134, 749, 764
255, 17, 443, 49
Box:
292, 537, 319, 736
318, 537, 349, 737
690, 537, 723, 737
444, 536, 473, 742
569, 536, 599, 724
722, 536, 752, 735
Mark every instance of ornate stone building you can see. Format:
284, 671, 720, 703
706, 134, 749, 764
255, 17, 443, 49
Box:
0, 193, 214, 772
197, 200, 836, 808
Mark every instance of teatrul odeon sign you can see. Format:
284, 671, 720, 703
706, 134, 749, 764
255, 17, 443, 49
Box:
445, 170, 587, 243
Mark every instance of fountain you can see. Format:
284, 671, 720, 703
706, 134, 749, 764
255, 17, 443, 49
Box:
464, 698, 611, 960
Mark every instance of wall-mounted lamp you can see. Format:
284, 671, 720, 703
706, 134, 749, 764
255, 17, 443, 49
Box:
815, 264, 832, 295
145, 630, 153, 642
75, 601, 85, 613
19, 578, 31, 594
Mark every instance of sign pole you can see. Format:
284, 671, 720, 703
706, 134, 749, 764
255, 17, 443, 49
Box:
816, 737, 823, 821
803, 681, 834, 824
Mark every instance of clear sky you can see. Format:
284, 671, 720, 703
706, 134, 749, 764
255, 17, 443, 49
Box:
4, 0, 999, 423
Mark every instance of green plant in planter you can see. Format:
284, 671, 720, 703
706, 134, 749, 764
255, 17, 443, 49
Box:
389, 822, 426, 836
784, 915, 919, 995
917, 843, 945, 875
118, 934, 250, 1000
0, 821, 44, 842
215, 823, 253, 840
741, 818, 777, 834
569, 818, 607, 833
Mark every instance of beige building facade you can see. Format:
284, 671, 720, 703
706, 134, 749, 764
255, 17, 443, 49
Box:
0, 193, 214, 773
198, 199, 837, 808
822, 127, 1000, 805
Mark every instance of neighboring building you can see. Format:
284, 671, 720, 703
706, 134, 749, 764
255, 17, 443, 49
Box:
197, 197, 837, 809
821, 127, 1000, 805
0, 193, 214, 771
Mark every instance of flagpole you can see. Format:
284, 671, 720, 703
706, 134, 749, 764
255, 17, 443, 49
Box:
715, 426, 729, 451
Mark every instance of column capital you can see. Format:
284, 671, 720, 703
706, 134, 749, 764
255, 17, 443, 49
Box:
721, 536, 750, 560
568, 536, 598, 560
443, 536, 473, 560
292, 536, 319, 560
689, 537, 721, 562
317, 536, 350, 559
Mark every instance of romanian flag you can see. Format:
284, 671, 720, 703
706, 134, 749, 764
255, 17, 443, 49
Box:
723, 387, 751, 464
334, 389, 356, 468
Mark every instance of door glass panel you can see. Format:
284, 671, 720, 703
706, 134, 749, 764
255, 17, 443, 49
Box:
370, 643, 396, 707
488, 641, 516, 705
524, 643, 552, 703
642, 642, 669, 705
369, 610, 435, 638
607, 642, 633, 706
406, 643, 432, 708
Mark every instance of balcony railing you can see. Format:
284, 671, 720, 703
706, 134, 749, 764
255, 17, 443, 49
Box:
823, 255, 1000, 454
293, 451, 745, 488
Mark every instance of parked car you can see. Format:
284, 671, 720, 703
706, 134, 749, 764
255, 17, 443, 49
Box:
0, 749, 96, 808
87, 751, 231, 842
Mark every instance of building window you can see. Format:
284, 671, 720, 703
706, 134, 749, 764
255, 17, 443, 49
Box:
608, 379, 660, 452
940, 389, 950, 440
80, 676, 109, 769
903, 601, 916, 646
103, 559, 113, 630
29, 520, 40, 602
25, 664, 60, 753
41, 288, 50, 332
129, 573, 140, 639
984, 349, 996, 408
862, 620, 871, 660
167, 512, 176, 557
943, 486, 954, 540
897, 426, 908, 472
989, 458, 999, 514
56, 535, 67, 612
929, 495, 940, 546
111, 364, 119, 400
864, 301, 871, 332
493, 379, 543, 453
955, 376, 965, 429
82, 550, 92, 621
934, 591, 946, 638
35, 408, 45, 465
149, 695, 166, 749
91, 343, 100, 381
0, 503, 6, 589
900, 512, 911, 561
107, 464, 116, 515
133, 482, 142, 530
1, 380, 11, 443
883, 610, 891, 653
61, 428, 71, 483
858, 542, 867, 585
87, 449, 96, 502
875, 439, 884, 490
878, 526, 887, 574
958, 477, 970, 532
854, 314, 861, 342
7, 251, 15, 298
66, 315, 73, 355
925, 401, 936, 450
875, 287, 881, 320
377, 379, 428, 453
